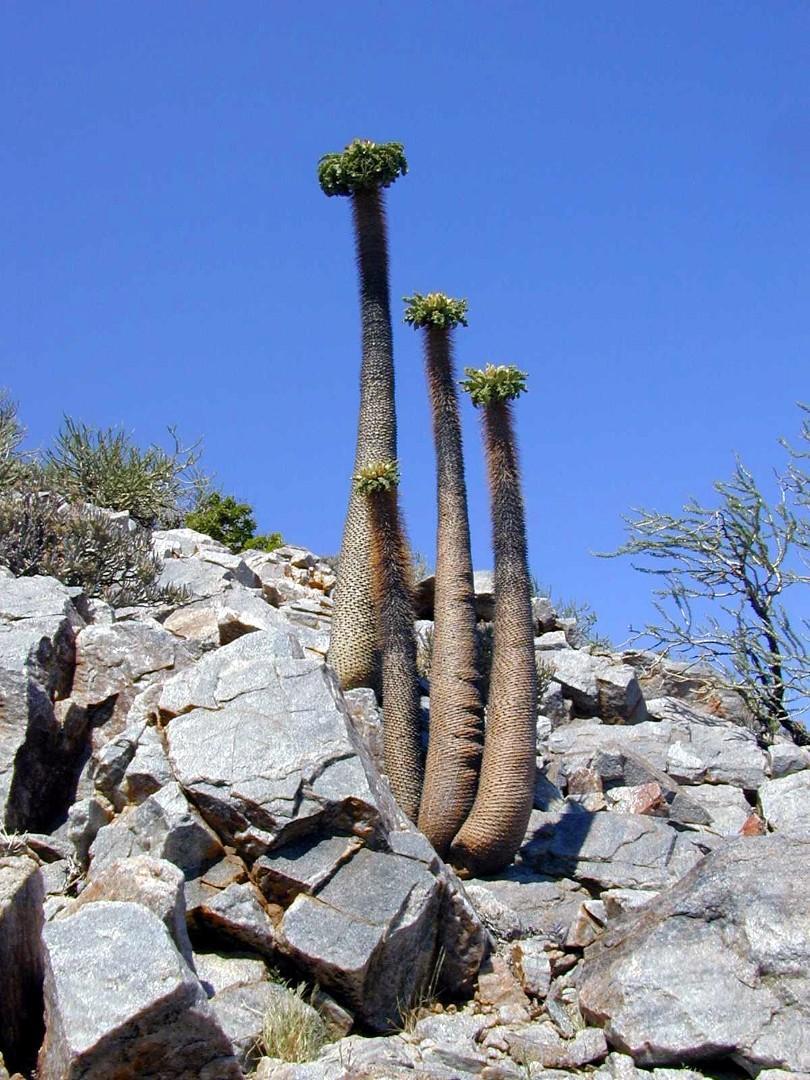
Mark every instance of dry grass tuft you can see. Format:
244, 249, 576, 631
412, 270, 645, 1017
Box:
255, 981, 328, 1064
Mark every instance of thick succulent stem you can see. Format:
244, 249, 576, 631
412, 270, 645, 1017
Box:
366, 486, 424, 820
417, 326, 484, 855
449, 401, 537, 876
327, 187, 398, 690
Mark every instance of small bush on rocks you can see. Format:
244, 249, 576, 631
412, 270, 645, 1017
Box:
255, 982, 327, 1064
0, 486, 180, 606
243, 532, 284, 553
186, 491, 284, 553
0, 391, 28, 493
44, 417, 202, 529
185, 491, 257, 552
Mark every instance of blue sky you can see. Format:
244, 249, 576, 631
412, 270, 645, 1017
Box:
3, 3, 809, 645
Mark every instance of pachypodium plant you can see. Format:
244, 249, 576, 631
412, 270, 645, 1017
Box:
354, 460, 424, 820
450, 365, 537, 876
318, 139, 408, 691
403, 293, 484, 857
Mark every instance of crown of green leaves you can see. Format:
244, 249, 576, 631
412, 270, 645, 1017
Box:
460, 365, 528, 406
318, 140, 408, 197
403, 292, 468, 330
353, 459, 401, 495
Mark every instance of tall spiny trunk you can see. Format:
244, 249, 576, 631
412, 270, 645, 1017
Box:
328, 188, 398, 691
367, 486, 424, 820
449, 400, 536, 876
417, 326, 484, 855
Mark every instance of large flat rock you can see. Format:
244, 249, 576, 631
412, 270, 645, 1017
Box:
277, 847, 442, 1031
578, 834, 810, 1074
38, 900, 241, 1079
162, 635, 387, 857
758, 771, 810, 836
521, 808, 702, 890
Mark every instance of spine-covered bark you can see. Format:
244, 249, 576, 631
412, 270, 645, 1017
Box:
367, 486, 424, 820
328, 188, 398, 690
449, 401, 537, 876
417, 327, 483, 855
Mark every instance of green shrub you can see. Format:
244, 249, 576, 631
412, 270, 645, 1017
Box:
185, 492, 257, 552
243, 532, 284, 553
0, 487, 180, 607
0, 391, 27, 493
43, 418, 202, 529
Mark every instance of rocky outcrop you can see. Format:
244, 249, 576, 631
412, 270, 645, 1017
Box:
0, 855, 44, 1075
38, 901, 242, 1078
577, 834, 810, 1074
0, 576, 87, 832
1, 526, 808, 1079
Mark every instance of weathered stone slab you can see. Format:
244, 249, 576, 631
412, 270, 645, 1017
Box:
521, 809, 691, 890
0, 574, 83, 626
163, 640, 386, 858
163, 584, 292, 649
193, 950, 268, 996
69, 855, 192, 963
254, 834, 362, 904
158, 553, 260, 599
210, 980, 318, 1069
187, 880, 280, 958
578, 834, 810, 1073
466, 867, 589, 941
548, 721, 673, 775
682, 783, 753, 837
38, 901, 241, 1078
152, 529, 230, 559
768, 742, 810, 779
72, 619, 192, 709
0, 855, 44, 1075
646, 697, 768, 789
1, 670, 69, 832
543, 652, 646, 723
89, 781, 223, 878
277, 847, 441, 1031
759, 771, 810, 836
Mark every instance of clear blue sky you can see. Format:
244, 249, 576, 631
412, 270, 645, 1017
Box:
3, 3, 808, 644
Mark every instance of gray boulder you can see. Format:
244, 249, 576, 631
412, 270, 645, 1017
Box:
163, 584, 292, 649
152, 529, 230, 559
162, 638, 385, 858
0, 574, 83, 626
0, 855, 44, 1075
543, 651, 646, 723
548, 721, 673, 775
193, 951, 268, 995
681, 783, 754, 837
211, 979, 324, 1070
1, 577, 86, 832
277, 847, 441, 1031
68, 855, 193, 963
158, 553, 260, 600
465, 868, 590, 942
759, 771, 810, 836
768, 742, 810, 778
503, 1022, 608, 1068
647, 698, 767, 789
89, 781, 224, 878
72, 620, 193, 739
187, 879, 280, 958
38, 901, 241, 1078
578, 834, 810, 1073
521, 808, 703, 890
